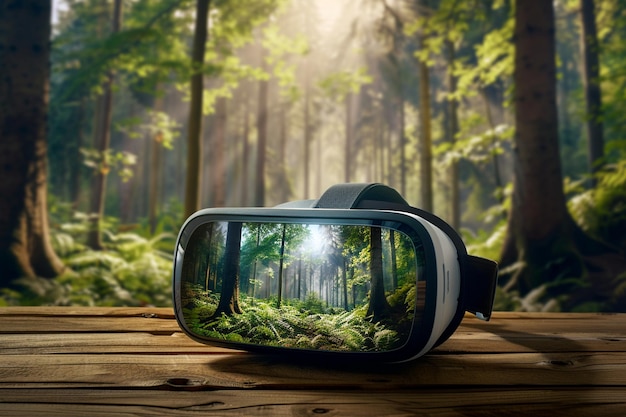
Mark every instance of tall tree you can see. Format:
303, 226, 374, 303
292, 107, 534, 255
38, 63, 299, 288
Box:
366, 227, 391, 321
0, 0, 64, 284
255, 55, 269, 207
276, 224, 287, 308
184, 0, 211, 218
211, 96, 227, 207
212, 222, 243, 317
500, 0, 626, 309
445, 40, 461, 230
86, 0, 123, 249
500, 0, 569, 294
579, 0, 604, 180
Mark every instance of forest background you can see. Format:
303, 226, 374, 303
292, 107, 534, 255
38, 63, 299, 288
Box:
1, 0, 625, 312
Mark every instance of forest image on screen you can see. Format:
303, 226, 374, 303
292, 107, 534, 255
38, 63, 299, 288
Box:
180, 221, 425, 352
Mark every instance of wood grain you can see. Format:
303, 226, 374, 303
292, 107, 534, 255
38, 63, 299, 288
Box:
1, 307, 625, 416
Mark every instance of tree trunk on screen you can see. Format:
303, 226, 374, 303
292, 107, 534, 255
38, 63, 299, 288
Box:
86, 0, 122, 250
579, 0, 604, 180
276, 224, 287, 308
500, 0, 626, 310
0, 0, 64, 284
389, 230, 398, 290
341, 258, 349, 310
367, 227, 391, 321
212, 222, 243, 317
184, 0, 211, 218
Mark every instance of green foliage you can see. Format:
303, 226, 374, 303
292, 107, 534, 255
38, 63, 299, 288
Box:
319, 67, 373, 101
115, 110, 180, 149
1, 197, 175, 307
80, 147, 137, 182
568, 159, 626, 254
184, 293, 401, 352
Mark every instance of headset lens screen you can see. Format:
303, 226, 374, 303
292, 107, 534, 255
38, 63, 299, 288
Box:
177, 221, 426, 353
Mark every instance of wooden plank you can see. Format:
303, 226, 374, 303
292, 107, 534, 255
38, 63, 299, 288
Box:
1, 388, 625, 417
1, 330, 624, 355
0, 333, 237, 354
1, 351, 626, 388
1, 311, 624, 356
2, 307, 623, 337
0, 315, 180, 334
0, 306, 175, 318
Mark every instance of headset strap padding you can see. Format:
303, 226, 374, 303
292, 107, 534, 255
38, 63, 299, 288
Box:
315, 183, 408, 209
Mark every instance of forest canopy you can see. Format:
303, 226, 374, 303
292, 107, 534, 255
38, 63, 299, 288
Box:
0, 0, 625, 312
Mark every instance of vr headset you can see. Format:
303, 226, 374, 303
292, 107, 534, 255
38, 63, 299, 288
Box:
173, 183, 498, 362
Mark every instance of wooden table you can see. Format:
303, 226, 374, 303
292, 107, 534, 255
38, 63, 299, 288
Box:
1, 307, 625, 416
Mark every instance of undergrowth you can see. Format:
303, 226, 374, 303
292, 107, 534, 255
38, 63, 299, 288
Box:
183, 287, 401, 352
0, 199, 176, 307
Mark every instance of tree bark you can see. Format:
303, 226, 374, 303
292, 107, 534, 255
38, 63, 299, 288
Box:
240, 84, 251, 206
445, 40, 461, 230
500, 0, 626, 309
303, 62, 312, 200
418, 58, 433, 212
148, 96, 164, 234
579, 0, 604, 180
399, 95, 406, 197
254, 57, 268, 207
367, 227, 391, 321
184, 0, 211, 218
501, 0, 570, 291
276, 224, 287, 308
212, 96, 227, 207
344, 94, 353, 183
0, 0, 64, 284
212, 222, 243, 317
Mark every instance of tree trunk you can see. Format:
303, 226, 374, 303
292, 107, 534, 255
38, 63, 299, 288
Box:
446, 40, 460, 230
500, 0, 626, 310
579, 0, 604, 180
399, 95, 406, 197
0, 0, 64, 284
303, 67, 312, 200
344, 93, 353, 183
501, 0, 570, 292
255, 58, 268, 207
389, 230, 398, 290
342, 258, 348, 310
148, 96, 164, 234
418, 58, 433, 212
86, 0, 122, 250
276, 224, 287, 308
184, 0, 211, 218
212, 222, 243, 317
212, 96, 227, 207
367, 227, 391, 321
240, 86, 251, 206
